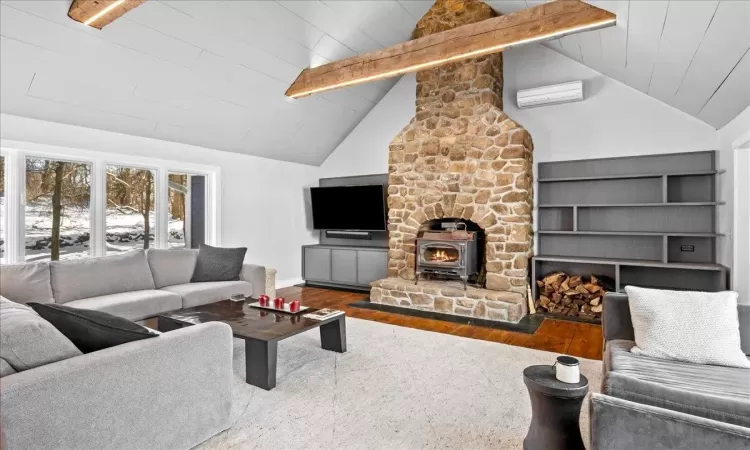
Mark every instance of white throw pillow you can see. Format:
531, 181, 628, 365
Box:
625, 286, 750, 368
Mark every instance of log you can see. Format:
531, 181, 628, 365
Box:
285, 1, 617, 98
535, 271, 606, 320
575, 284, 590, 295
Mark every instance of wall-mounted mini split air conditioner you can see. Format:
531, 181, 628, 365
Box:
516, 80, 583, 108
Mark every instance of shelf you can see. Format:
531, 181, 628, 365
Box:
538, 202, 724, 208
537, 231, 724, 237
537, 170, 724, 183
614, 284, 709, 292
533, 255, 727, 272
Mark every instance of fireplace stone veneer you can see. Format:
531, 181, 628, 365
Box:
369, 0, 534, 323
370, 278, 525, 322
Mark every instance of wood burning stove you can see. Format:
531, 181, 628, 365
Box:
415, 226, 479, 290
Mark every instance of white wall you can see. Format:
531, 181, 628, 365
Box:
323, 44, 720, 172
732, 146, 750, 303
719, 106, 750, 301
502, 45, 719, 162
0, 113, 319, 287
320, 74, 416, 178
718, 106, 750, 150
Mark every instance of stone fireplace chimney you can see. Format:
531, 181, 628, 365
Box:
371, 0, 534, 323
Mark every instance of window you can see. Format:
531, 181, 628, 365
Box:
105, 166, 156, 255
0, 147, 217, 264
168, 173, 206, 249
25, 158, 91, 262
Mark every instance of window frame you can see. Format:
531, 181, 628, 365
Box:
0, 141, 220, 264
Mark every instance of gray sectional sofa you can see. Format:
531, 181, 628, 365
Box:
0, 249, 267, 450
0, 248, 266, 319
591, 293, 750, 450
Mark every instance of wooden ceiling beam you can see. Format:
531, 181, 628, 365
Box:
285, 0, 616, 98
68, 0, 146, 30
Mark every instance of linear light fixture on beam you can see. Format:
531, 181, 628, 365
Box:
68, 0, 146, 30
285, 0, 616, 98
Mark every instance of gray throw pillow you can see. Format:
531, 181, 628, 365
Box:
191, 244, 247, 282
147, 249, 198, 288
29, 303, 157, 354
0, 261, 54, 304
0, 358, 16, 378
50, 249, 156, 304
0, 297, 82, 372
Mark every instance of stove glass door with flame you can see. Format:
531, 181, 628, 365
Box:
421, 243, 462, 266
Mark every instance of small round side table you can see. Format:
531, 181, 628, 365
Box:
522, 365, 589, 450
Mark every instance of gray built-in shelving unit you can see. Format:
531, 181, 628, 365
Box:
532, 151, 728, 300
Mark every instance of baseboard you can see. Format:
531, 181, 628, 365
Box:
276, 278, 304, 289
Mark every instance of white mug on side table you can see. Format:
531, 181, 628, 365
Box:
553, 355, 580, 384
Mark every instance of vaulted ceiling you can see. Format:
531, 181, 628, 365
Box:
0, 0, 424, 165
489, 1, 750, 130
1, 1, 748, 166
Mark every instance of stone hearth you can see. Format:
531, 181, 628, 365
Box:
370, 0, 534, 323
371, 278, 525, 322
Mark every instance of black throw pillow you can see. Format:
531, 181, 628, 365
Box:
28, 303, 157, 353
191, 243, 247, 282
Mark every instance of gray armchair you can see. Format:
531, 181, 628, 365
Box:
591, 293, 750, 450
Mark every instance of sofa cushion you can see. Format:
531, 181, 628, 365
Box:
625, 286, 750, 368
0, 297, 81, 372
191, 244, 247, 282
604, 339, 750, 427
147, 249, 198, 289
29, 303, 157, 354
50, 250, 156, 304
0, 358, 15, 378
0, 262, 54, 304
64, 290, 182, 321
162, 281, 253, 309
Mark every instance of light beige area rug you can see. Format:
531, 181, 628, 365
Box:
195, 317, 602, 450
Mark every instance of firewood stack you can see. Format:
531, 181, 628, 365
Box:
535, 272, 605, 320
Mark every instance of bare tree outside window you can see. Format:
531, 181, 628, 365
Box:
105, 166, 156, 255
25, 158, 91, 262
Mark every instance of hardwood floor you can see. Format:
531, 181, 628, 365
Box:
277, 285, 604, 360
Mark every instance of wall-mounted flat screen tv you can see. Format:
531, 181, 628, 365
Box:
311, 184, 387, 231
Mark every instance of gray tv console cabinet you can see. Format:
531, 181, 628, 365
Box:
532, 151, 728, 300
302, 245, 388, 290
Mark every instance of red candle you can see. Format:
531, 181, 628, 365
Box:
274, 297, 285, 309
258, 294, 270, 306
290, 300, 301, 312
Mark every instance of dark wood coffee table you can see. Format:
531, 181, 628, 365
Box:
156, 299, 346, 390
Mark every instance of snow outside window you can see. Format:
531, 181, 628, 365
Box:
0, 146, 218, 265
25, 157, 91, 262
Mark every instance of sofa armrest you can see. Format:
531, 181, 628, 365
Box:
602, 293, 635, 343
240, 263, 266, 298
590, 393, 750, 450
739, 304, 750, 355
0, 322, 233, 450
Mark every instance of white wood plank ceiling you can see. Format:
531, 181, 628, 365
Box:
488, 0, 750, 129
1, 1, 748, 166
0, 0, 423, 165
